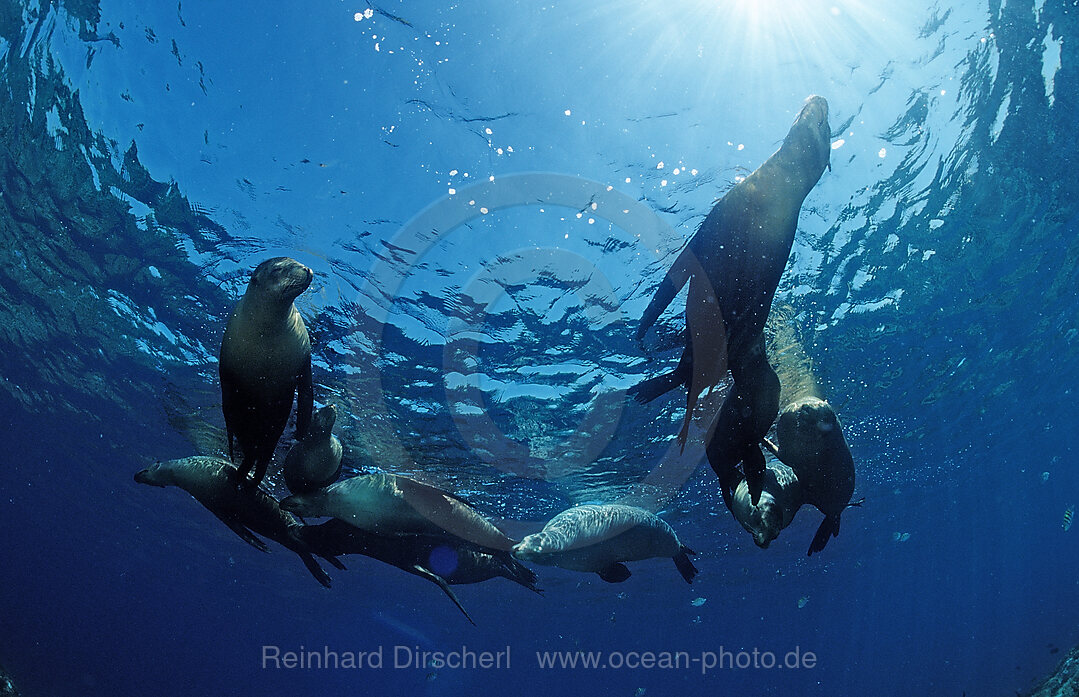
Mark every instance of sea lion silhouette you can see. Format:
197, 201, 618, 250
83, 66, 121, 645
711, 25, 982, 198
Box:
631, 95, 831, 502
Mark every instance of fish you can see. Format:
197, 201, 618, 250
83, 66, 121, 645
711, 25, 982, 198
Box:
1064, 506, 1074, 532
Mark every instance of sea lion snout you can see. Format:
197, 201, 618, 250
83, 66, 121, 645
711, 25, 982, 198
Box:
511, 535, 546, 561
133, 464, 167, 487
790, 95, 831, 171
279, 494, 305, 514
251, 257, 314, 299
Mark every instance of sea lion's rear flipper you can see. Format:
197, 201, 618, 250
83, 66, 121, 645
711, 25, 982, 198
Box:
287, 525, 346, 570
637, 247, 696, 345
317, 554, 346, 571
598, 563, 631, 583
845, 497, 866, 509
495, 552, 543, 594
673, 546, 699, 584
807, 515, 841, 557
213, 514, 270, 553
297, 551, 333, 589
411, 565, 476, 626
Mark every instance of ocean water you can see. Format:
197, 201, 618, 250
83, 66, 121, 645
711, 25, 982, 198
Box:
1, 1, 1077, 695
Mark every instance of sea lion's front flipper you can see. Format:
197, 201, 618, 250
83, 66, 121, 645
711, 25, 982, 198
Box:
627, 348, 690, 404
598, 563, 631, 583
807, 514, 841, 557
411, 565, 476, 626
673, 546, 699, 584
637, 247, 695, 344
297, 551, 333, 589
396, 477, 515, 551
679, 276, 728, 451
213, 514, 270, 553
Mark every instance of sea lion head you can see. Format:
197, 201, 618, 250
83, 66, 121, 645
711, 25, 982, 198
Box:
309, 404, 338, 439
249, 257, 313, 303
783, 94, 831, 178
511, 533, 554, 562
134, 460, 179, 488
776, 396, 841, 461
733, 488, 784, 548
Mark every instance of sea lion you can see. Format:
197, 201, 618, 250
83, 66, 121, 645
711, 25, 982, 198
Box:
630, 95, 831, 492
220, 257, 314, 489
703, 332, 780, 505
297, 519, 541, 625
512, 504, 698, 584
282, 405, 343, 495
280, 473, 516, 552
133, 456, 341, 587
764, 396, 860, 555
722, 460, 804, 549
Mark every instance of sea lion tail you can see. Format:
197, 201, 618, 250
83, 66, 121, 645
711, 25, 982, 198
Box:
807, 514, 841, 557
674, 546, 699, 584
637, 248, 694, 344
298, 551, 333, 589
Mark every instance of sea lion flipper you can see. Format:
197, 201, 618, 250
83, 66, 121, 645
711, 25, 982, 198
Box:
629, 343, 692, 406
627, 365, 686, 404
214, 514, 270, 553
637, 247, 694, 344
496, 552, 542, 594
807, 515, 840, 557
411, 565, 476, 626
598, 563, 631, 583
677, 276, 729, 452
677, 397, 693, 452
298, 551, 332, 589
673, 546, 699, 584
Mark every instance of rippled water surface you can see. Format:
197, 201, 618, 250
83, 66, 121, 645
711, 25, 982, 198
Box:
1, 2, 1078, 696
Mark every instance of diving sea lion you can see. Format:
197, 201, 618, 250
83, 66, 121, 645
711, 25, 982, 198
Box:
220, 257, 314, 489
280, 473, 516, 552
764, 396, 859, 555
630, 95, 831, 492
703, 332, 780, 504
298, 519, 541, 625
512, 504, 698, 584
723, 461, 804, 549
134, 456, 341, 587
283, 405, 343, 495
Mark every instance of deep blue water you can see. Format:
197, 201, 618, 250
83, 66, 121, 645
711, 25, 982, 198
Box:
2, 1, 1078, 695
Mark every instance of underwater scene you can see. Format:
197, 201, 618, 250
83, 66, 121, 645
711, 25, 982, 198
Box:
1, 1, 1078, 695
